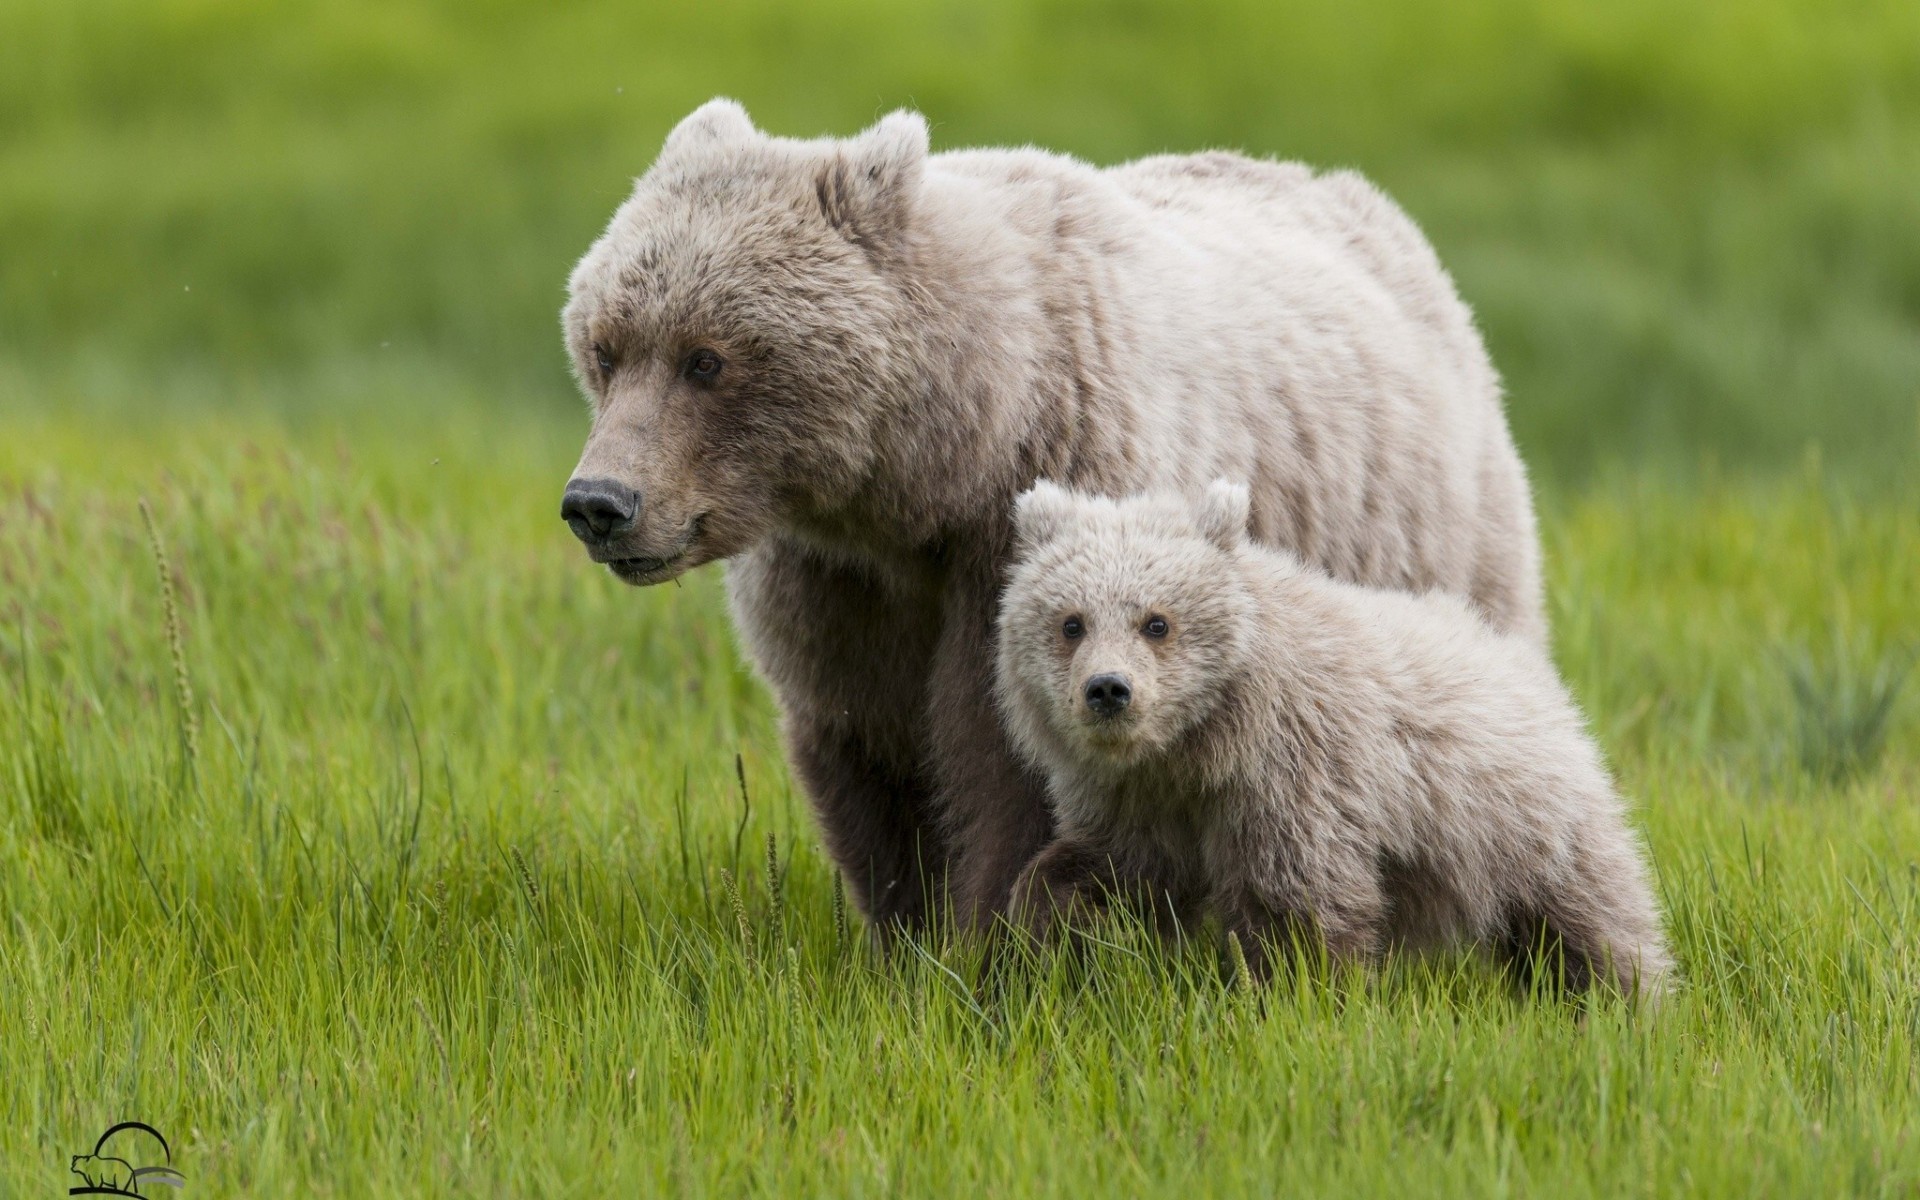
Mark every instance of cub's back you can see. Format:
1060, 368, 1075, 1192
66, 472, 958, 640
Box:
1246, 546, 1574, 750
1255, 550, 1606, 818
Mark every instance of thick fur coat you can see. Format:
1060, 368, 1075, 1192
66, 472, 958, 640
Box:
559, 100, 1545, 931
998, 482, 1670, 998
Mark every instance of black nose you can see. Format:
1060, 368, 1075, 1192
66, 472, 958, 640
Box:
561, 478, 639, 541
1084, 673, 1132, 717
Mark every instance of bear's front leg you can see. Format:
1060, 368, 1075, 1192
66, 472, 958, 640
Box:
784, 716, 947, 932
727, 539, 949, 935
927, 572, 1055, 932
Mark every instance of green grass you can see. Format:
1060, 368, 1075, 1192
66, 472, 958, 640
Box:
3, 420, 1917, 1197
5, 0, 1920, 1193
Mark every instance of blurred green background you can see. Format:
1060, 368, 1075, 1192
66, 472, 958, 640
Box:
2, 0, 1916, 482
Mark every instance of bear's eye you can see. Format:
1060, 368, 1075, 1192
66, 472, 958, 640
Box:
1143, 615, 1169, 639
1062, 616, 1085, 641
592, 343, 615, 377
686, 349, 724, 383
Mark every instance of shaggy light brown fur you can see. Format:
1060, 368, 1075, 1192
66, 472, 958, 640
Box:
560, 100, 1545, 932
998, 481, 1670, 999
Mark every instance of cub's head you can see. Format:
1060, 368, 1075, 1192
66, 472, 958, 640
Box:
996, 480, 1257, 772
560, 99, 930, 584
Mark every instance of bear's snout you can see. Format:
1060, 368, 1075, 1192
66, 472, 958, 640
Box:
561, 477, 640, 542
1083, 673, 1132, 718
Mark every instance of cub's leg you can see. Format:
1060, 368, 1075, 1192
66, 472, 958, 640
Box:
1498, 824, 1672, 1003
1008, 839, 1113, 943
727, 539, 947, 934
1009, 838, 1198, 943
1221, 842, 1390, 983
1221, 900, 1387, 984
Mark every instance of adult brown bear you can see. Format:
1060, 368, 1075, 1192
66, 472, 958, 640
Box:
559, 100, 1544, 935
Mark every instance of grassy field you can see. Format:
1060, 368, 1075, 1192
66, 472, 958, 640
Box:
3, 423, 1916, 1196
3, 0, 1919, 1195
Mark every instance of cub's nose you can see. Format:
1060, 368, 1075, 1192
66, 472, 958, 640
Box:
1084, 673, 1132, 717
560, 478, 639, 541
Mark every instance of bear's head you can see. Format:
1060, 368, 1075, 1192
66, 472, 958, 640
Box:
997, 480, 1257, 771
560, 99, 932, 584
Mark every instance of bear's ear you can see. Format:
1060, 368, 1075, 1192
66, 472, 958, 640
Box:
1195, 480, 1251, 550
1012, 480, 1081, 549
815, 109, 928, 251
662, 98, 757, 159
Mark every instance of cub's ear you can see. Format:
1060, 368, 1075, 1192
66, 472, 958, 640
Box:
662, 98, 757, 159
1196, 480, 1251, 550
816, 109, 929, 251
1012, 480, 1081, 549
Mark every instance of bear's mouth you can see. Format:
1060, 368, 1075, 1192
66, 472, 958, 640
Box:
606, 553, 686, 582
1073, 710, 1148, 757
1072, 727, 1153, 773
600, 516, 706, 585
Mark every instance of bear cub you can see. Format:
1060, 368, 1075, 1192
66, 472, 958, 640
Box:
996, 481, 1671, 999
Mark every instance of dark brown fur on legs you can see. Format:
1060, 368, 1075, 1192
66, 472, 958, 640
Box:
1008, 837, 1204, 949
727, 539, 950, 936
735, 539, 1055, 937
787, 720, 945, 932
930, 571, 1057, 931
1007, 839, 1113, 943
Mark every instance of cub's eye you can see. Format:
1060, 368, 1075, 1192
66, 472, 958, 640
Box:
1062, 616, 1085, 641
686, 349, 724, 382
1143, 615, 1169, 639
592, 343, 615, 376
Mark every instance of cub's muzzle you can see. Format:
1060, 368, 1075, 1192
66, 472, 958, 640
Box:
1084, 673, 1133, 718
